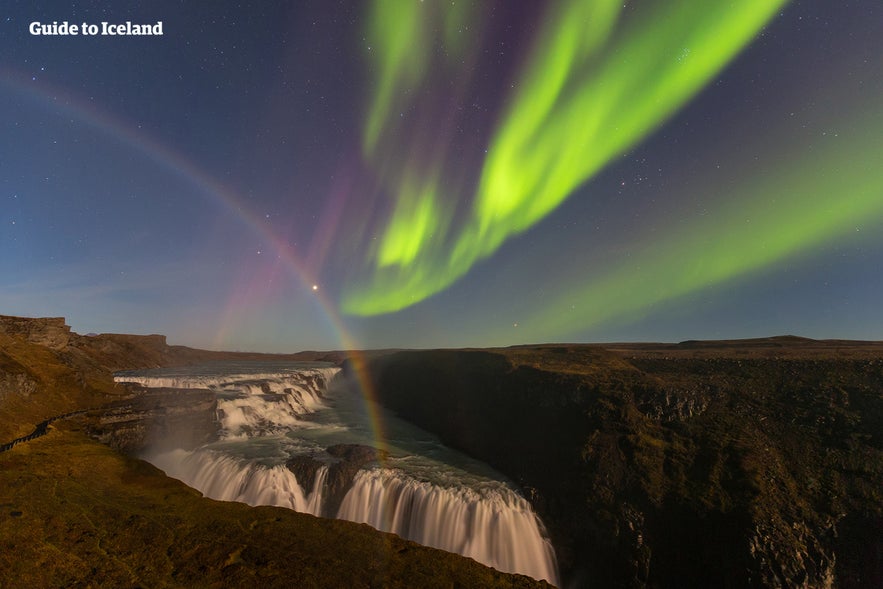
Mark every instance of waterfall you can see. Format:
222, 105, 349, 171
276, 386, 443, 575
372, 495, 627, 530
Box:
214, 386, 324, 438
124, 362, 559, 585
114, 367, 339, 393
150, 448, 327, 517
117, 367, 337, 437
338, 468, 559, 585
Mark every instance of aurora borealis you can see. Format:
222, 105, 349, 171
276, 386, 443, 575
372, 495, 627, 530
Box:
344, 0, 790, 315
2, 1, 882, 351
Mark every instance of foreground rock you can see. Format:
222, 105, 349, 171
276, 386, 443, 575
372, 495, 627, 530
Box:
362, 340, 883, 588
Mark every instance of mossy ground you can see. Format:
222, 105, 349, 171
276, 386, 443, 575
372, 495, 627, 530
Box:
0, 423, 548, 588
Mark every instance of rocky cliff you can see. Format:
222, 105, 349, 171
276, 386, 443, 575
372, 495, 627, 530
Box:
363, 341, 883, 588
0, 315, 72, 350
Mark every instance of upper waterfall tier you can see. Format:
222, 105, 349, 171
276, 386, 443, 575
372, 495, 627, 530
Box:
116, 366, 339, 438
115, 366, 339, 393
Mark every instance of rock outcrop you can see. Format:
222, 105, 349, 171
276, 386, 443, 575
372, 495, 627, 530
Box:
86, 385, 218, 455
286, 444, 388, 517
0, 315, 72, 350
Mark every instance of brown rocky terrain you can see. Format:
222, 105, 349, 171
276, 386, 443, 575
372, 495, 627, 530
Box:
0, 315, 548, 588
5, 313, 883, 588
361, 339, 883, 588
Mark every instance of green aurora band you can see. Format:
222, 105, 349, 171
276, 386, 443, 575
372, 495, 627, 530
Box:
362, 0, 477, 154
517, 104, 883, 341
343, 0, 792, 316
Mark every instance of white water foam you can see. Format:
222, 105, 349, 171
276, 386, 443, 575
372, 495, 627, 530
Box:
151, 448, 326, 516
114, 367, 338, 392
118, 368, 337, 438
338, 468, 559, 585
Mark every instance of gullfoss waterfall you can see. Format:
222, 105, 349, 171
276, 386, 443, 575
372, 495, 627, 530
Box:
116, 362, 559, 585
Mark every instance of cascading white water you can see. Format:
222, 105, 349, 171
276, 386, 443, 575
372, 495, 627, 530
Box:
117, 367, 336, 437
338, 468, 559, 585
114, 367, 339, 393
214, 387, 325, 438
120, 362, 559, 586
151, 448, 327, 517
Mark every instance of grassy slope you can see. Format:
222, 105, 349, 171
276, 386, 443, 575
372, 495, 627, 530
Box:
0, 332, 119, 441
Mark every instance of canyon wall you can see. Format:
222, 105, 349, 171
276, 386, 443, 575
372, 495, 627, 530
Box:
364, 343, 883, 588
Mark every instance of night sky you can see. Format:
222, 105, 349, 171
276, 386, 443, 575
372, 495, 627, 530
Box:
2, 1, 881, 352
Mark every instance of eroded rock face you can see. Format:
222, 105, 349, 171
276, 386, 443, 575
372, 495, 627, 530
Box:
286, 444, 387, 517
86, 386, 218, 455
0, 315, 72, 351
636, 385, 712, 422
0, 372, 38, 402
748, 519, 836, 588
